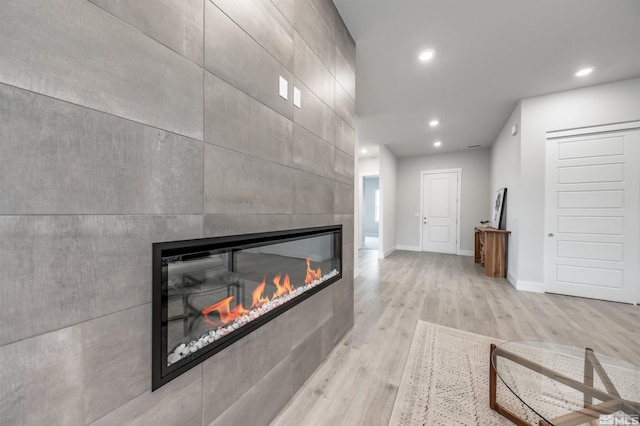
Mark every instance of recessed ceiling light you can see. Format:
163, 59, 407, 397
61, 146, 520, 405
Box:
361, 148, 368, 154
418, 49, 435, 62
429, 119, 439, 127
434, 141, 442, 147
574, 67, 594, 77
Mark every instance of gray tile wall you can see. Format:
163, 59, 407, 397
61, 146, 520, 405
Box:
0, 0, 355, 425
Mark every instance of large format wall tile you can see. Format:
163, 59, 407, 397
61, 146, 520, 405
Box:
292, 214, 335, 229
344, 242, 354, 284
291, 323, 332, 391
205, 71, 250, 153
88, 0, 204, 66
293, 80, 335, 144
0, 0, 357, 423
331, 242, 355, 347
0, 0, 203, 140
0, 215, 202, 346
334, 115, 356, 156
294, 0, 335, 73
293, 124, 334, 179
287, 284, 333, 348
204, 1, 293, 120
0, 327, 84, 426
292, 170, 335, 214
209, 357, 292, 426
335, 47, 356, 100
334, 214, 354, 247
82, 305, 150, 424
307, 0, 338, 38
331, 277, 354, 346
204, 145, 293, 214
90, 365, 203, 426
212, 0, 293, 70
0, 84, 203, 215
202, 314, 292, 423
272, 0, 294, 24
204, 214, 293, 237
335, 80, 356, 129
335, 12, 356, 72
334, 181, 355, 215
205, 73, 292, 166
334, 148, 355, 185
294, 33, 334, 109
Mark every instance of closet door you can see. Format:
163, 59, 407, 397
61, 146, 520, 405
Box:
544, 125, 640, 303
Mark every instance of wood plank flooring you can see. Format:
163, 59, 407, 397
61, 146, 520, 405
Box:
272, 250, 640, 426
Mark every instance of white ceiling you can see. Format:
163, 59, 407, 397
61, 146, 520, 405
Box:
333, 0, 640, 159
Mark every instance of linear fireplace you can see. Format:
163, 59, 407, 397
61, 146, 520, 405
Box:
152, 225, 342, 390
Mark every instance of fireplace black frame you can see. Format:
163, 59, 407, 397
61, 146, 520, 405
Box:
152, 225, 342, 391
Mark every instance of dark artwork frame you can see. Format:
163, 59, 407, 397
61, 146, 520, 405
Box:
492, 188, 507, 229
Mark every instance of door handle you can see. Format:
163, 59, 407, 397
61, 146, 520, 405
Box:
548, 233, 554, 237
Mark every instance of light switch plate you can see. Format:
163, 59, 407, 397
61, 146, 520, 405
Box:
279, 76, 288, 100
293, 86, 301, 108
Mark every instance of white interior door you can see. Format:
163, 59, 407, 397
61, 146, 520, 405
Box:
545, 126, 640, 303
422, 171, 458, 254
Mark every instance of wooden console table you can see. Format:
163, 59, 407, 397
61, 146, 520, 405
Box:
474, 227, 510, 278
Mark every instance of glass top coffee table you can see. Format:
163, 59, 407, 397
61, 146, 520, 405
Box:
489, 341, 640, 426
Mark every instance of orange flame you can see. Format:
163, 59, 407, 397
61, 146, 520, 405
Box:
201, 259, 325, 328
251, 277, 269, 308
304, 258, 322, 284
272, 273, 294, 298
201, 296, 250, 325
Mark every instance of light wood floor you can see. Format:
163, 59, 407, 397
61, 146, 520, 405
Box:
272, 249, 640, 426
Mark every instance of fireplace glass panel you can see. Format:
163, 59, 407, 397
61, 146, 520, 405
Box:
153, 226, 342, 390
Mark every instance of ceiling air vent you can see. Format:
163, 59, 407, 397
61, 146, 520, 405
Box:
467, 144, 482, 149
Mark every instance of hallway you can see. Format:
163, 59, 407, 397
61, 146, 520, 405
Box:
274, 250, 640, 425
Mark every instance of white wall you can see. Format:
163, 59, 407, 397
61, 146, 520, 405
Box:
497, 77, 640, 289
396, 149, 491, 253
354, 128, 360, 276
490, 103, 521, 284
379, 145, 397, 257
355, 156, 379, 251
359, 157, 380, 175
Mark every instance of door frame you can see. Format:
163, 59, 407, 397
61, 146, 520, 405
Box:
419, 168, 463, 255
359, 171, 379, 249
545, 120, 640, 304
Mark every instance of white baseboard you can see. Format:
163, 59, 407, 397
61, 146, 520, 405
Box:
396, 245, 421, 252
516, 279, 544, 293
380, 247, 396, 258
506, 271, 517, 288
393, 246, 473, 256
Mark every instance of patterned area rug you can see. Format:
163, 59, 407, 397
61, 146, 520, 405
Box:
389, 321, 540, 426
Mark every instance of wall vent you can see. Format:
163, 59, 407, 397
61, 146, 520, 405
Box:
467, 144, 482, 149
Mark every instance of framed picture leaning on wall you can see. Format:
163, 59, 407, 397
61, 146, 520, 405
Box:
492, 188, 507, 229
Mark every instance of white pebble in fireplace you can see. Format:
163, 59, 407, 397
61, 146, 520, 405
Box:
166, 269, 339, 367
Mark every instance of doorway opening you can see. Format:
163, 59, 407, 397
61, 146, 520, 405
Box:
362, 175, 380, 250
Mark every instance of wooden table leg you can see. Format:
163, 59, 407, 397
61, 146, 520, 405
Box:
490, 343, 497, 410
490, 343, 531, 426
